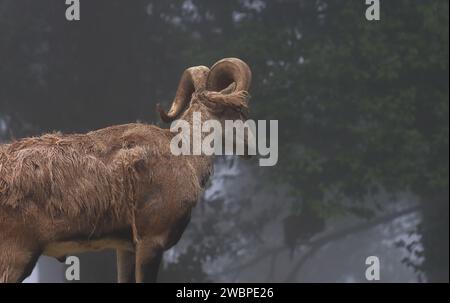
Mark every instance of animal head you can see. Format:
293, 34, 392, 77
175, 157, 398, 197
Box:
157, 58, 254, 158
157, 58, 251, 123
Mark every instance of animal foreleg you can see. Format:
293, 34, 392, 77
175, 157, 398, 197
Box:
0, 241, 39, 283
116, 249, 136, 283
135, 240, 163, 283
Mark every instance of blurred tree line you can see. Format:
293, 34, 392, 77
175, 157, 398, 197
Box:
0, 0, 448, 281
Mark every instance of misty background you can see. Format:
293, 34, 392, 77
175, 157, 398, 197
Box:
0, 0, 448, 282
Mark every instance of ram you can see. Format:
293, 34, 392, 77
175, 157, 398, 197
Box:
0, 58, 252, 283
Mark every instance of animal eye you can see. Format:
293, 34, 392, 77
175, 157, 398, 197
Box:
125, 142, 135, 149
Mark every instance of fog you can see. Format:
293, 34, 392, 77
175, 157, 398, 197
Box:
1, 0, 448, 283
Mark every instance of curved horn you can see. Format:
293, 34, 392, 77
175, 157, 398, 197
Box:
206, 58, 252, 93
157, 65, 210, 123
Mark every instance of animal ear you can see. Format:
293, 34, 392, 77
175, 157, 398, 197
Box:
219, 82, 236, 95
204, 90, 250, 111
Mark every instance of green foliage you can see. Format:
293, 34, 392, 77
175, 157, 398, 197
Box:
1, 0, 447, 281
177, 0, 449, 216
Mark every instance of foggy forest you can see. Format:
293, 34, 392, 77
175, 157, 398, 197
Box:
0, 0, 448, 282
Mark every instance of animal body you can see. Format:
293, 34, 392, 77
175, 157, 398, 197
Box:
0, 58, 252, 282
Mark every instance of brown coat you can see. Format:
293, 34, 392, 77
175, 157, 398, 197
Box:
0, 57, 251, 283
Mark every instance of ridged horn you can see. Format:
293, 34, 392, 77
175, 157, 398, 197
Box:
206, 58, 252, 93
157, 65, 210, 123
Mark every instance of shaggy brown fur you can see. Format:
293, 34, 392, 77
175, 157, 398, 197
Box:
0, 58, 251, 283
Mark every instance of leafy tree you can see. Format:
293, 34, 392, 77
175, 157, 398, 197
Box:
0, 0, 447, 282
170, 0, 449, 281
